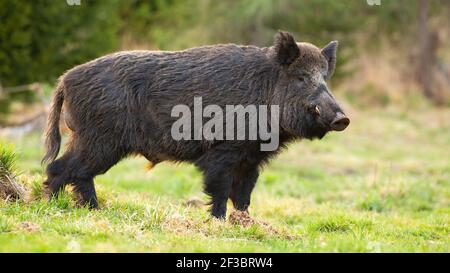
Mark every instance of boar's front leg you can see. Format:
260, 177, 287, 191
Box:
204, 171, 233, 219
230, 166, 259, 212
196, 150, 241, 219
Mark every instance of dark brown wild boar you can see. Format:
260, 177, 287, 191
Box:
43, 31, 349, 219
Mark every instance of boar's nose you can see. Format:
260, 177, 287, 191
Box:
331, 112, 350, 131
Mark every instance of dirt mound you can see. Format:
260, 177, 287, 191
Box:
229, 210, 256, 227
229, 210, 296, 240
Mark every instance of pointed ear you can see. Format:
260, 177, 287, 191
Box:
274, 31, 300, 66
321, 41, 338, 79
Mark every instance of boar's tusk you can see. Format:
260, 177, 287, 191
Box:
315, 105, 321, 116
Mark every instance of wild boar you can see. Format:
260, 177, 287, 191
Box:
43, 31, 349, 218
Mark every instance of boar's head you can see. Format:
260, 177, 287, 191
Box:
272, 31, 349, 140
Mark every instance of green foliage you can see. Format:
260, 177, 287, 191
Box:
0, 0, 121, 112
2, 0, 448, 87
124, 0, 448, 81
28, 0, 121, 83
0, 0, 121, 86
0, 1, 32, 86
0, 143, 16, 180
140, 0, 368, 80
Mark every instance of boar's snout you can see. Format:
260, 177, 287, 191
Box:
330, 112, 350, 131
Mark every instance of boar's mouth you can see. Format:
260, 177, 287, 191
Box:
304, 126, 329, 140
316, 130, 328, 140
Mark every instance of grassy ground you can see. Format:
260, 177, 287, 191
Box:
0, 105, 449, 252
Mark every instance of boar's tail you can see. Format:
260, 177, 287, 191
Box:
42, 82, 65, 165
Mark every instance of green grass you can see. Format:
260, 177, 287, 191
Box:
0, 106, 449, 252
0, 143, 16, 178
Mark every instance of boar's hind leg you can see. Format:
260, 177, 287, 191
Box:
72, 178, 98, 209
44, 152, 74, 198
44, 151, 100, 208
230, 166, 259, 212
67, 143, 126, 208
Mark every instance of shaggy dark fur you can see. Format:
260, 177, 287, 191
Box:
42, 31, 349, 218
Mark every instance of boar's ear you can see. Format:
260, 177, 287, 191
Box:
321, 41, 338, 79
274, 31, 300, 66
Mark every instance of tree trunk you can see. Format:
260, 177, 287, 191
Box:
417, 0, 442, 104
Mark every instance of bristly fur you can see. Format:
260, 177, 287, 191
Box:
42, 31, 347, 218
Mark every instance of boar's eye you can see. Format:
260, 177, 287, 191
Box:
297, 75, 306, 82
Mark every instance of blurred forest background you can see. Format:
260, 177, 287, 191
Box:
0, 0, 449, 127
